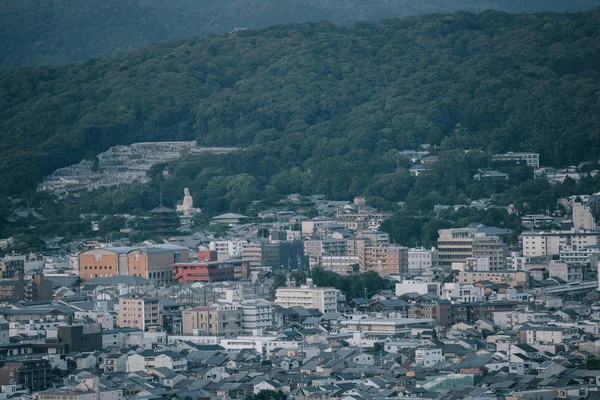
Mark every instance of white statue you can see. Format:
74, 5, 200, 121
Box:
177, 188, 200, 215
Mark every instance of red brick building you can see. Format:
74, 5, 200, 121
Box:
172, 250, 247, 283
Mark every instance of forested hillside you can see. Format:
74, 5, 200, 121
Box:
1, 0, 600, 67
1, 10, 600, 208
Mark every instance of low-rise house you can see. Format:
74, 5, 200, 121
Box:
126, 350, 187, 373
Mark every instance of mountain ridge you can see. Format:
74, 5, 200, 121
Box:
1, 10, 599, 202
1, 0, 600, 67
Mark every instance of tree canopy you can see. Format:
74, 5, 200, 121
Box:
1, 10, 600, 215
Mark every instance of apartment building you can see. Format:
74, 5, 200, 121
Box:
493, 311, 553, 329
126, 350, 187, 373
572, 201, 595, 230
438, 228, 507, 267
415, 346, 444, 367
521, 230, 600, 257
239, 300, 274, 333
304, 239, 348, 258
359, 245, 408, 276
275, 279, 337, 313
519, 326, 580, 345
305, 238, 348, 268
0, 359, 52, 391
472, 236, 507, 270
117, 297, 161, 331
457, 270, 528, 288
0, 255, 25, 279
319, 255, 359, 275
408, 247, 439, 272
354, 230, 390, 246
559, 245, 600, 265
242, 242, 263, 269
182, 303, 242, 337
209, 239, 245, 260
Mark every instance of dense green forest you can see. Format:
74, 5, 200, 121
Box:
1, 10, 600, 217
1, 0, 600, 67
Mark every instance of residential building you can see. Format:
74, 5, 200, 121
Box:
101, 328, 144, 348
275, 279, 337, 313
210, 239, 245, 260
415, 346, 444, 367
304, 239, 348, 267
521, 230, 600, 257
0, 359, 52, 391
438, 228, 506, 267
126, 350, 187, 372
117, 297, 161, 331
355, 231, 390, 246
340, 318, 435, 335
0, 255, 25, 279
396, 280, 441, 296
472, 236, 507, 270
104, 353, 128, 373
239, 300, 273, 333
493, 152, 540, 168
359, 245, 408, 276
572, 201, 595, 230
408, 247, 439, 272
56, 324, 102, 352
442, 283, 484, 303
520, 326, 580, 346
319, 255, 359, 275
182, 303, 242, 337
493, 311, 553, 329
457, 270, 528, 288
242, 243, 263, 270
36, 376, 121, 400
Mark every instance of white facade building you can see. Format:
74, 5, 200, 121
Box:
239, 300, 274, 333
275, 279, 337, 313
126, 351, 187, 373
521, 230, 600, 257
415, 346, 444, 367
408, 247, 439, 272
493, 311, 553, 329
395, 280, 441, 296
209, 240, 245, 260
442, 283, 484, 303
